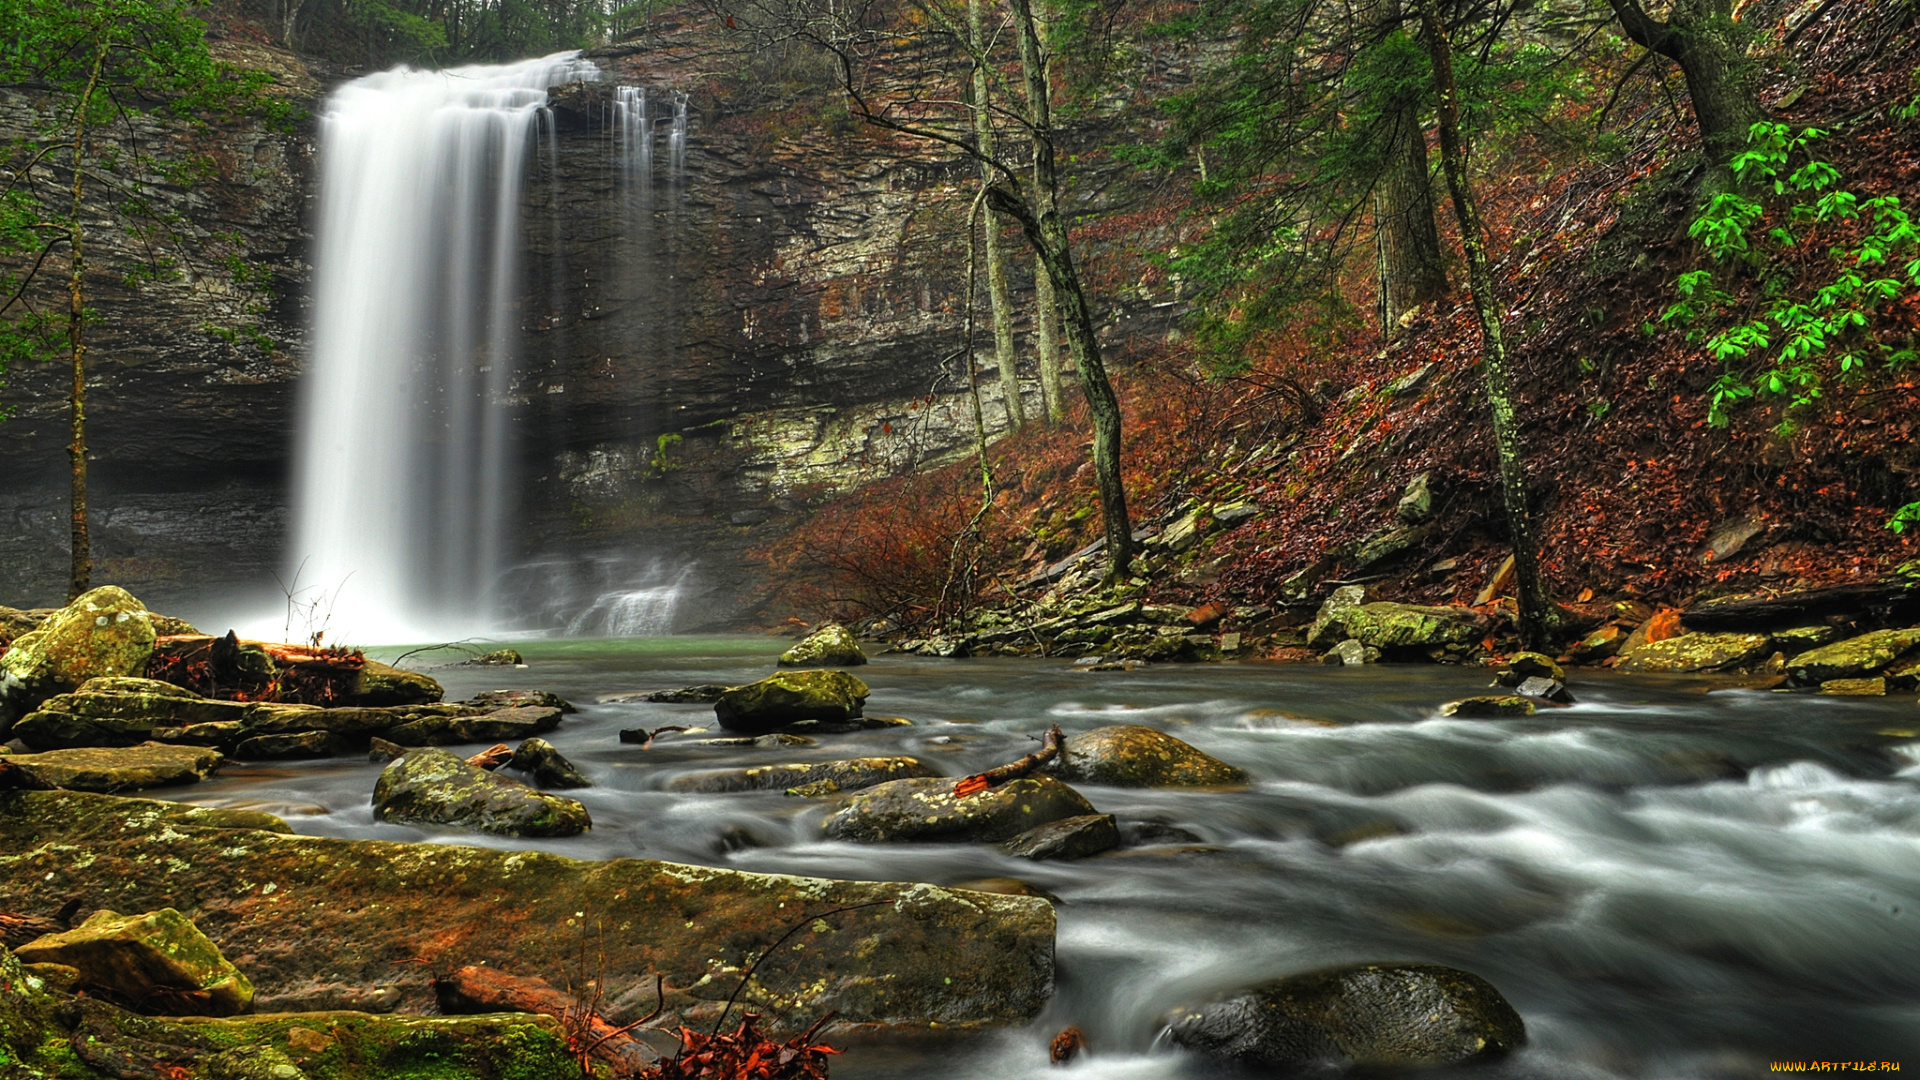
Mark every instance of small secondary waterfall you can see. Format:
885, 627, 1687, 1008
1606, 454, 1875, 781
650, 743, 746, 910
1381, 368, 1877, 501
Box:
290, 53, 598, 643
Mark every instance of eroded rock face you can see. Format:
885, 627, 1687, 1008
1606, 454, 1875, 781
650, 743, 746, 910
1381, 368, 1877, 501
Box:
714, 670, 870, 734
14, 907, 254, 1016
0, 789, 1057, 1026
372, 747, 591, 838
0, 587, 158, 732
777, 623, 868, 667
1165, 963, 1526, 1072
823, 776, 1097, 843
1616, 632, 1773, 674
1046, 725, 1248, 788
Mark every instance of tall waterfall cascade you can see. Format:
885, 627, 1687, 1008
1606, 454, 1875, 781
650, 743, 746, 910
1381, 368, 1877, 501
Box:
290, 52, 689, 643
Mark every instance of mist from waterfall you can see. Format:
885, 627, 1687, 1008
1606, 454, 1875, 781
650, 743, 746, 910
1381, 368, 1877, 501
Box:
290, 53, 598, 644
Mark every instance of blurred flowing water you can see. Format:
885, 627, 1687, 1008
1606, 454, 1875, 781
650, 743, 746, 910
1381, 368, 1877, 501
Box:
176, 645, 1920, 1078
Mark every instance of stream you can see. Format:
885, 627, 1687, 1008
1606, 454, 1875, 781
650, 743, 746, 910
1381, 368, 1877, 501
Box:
170, 638, 1920, 1078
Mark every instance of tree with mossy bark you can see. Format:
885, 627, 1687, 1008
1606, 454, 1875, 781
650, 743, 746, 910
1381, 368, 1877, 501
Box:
1603, 0, 1763, 188
0, 0, 282, 600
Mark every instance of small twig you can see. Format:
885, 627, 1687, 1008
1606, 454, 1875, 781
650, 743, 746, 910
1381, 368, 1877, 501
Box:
953, 724, 1064, 797
575, 973, 667, 1058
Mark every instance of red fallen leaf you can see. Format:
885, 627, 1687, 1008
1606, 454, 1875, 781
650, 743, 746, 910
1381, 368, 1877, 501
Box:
953, 775, 991, 798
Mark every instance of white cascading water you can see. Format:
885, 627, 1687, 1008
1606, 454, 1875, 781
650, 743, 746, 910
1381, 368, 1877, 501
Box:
290, 52, 600, 644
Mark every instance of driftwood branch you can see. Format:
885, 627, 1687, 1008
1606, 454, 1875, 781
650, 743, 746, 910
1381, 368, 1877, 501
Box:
433, 965, 658, 1075
953, 724, 1064, 798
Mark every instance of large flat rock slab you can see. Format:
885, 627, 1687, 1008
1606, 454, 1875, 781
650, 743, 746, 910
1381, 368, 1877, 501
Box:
0, 790, 1054, 1029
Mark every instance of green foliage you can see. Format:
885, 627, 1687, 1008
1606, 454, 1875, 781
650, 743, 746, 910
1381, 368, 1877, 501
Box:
1662, 122, 1920, 429
647, 432, 684, 477
0, 0, 287, 409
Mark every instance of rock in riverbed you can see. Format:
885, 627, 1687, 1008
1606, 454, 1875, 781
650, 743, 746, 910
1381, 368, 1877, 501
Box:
715, 670, 870, 734
824, 776, 1098, 843
505, 737, 590, 788
668, 755, 937, 795
1786, 628, 1920, 684
0, 587, 157, 733
778, 623, 868, 667
385, 705, 564, 746
1616, 632, 1773, 674
1165, 963, 1526, 1072
1, 743, 223, 791
1440, 696, 1537, 717
0, 789, 1056, 1026
1001, 813, 1120, 860
1045, 725, 1248, 787
14, 906, 254, 1015
372, 746, 591, 837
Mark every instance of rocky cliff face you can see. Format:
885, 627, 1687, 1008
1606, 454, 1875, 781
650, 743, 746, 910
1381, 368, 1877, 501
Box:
0, 21, 1181, 631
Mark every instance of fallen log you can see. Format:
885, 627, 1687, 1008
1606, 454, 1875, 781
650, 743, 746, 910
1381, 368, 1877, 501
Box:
1, 898, 82, 948
954, 725, 1065, 798
434, 964, 659, 1076
1682, 579, 1920, 633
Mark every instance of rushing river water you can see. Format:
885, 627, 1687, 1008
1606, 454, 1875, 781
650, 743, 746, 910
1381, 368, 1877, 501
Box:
171, 639, 1920, 1078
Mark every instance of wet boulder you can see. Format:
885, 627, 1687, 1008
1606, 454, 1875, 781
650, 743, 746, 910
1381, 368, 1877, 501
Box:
466, 688, 576, 713
1324, 639, 1379, 666
372, 747, 591, 837
349, 660, 444, 706
1165, 963, 1525, 1072
463, 649, 523, 666
1001, 813, 1120, 860
241, 702, 467, 739
1340, 603, 1492, 652
0, 588, 158, 733
1786, 628, 1920, 685
667, 755, 936, 796
1306, 585, 1368, 649
12, 679, 249, 750
148, 720, 249, 750
1493, 652, 1564, 685
617, 684, 732, 704
1616, 632, 1773, 674
823, 775, 1097, 843
1439, 695, 1536, 718
15, 907, 254, 1015
777, 624, 868, 668
714, 670, 870, 735
385, 705, 564, 747
1046, 725, 1249, 788
234, 730, 340, 759
3, 743, 224, 792
1511, 677, 1573, 704
506, 737, 590, 789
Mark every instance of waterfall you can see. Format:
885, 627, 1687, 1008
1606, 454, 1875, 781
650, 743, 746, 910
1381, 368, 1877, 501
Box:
290, 52, 599, 644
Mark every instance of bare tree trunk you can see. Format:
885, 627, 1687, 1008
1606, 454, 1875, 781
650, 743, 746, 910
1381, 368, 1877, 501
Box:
66, 47, 107, 602
1413, 0, 1551, 646
1371, 0, 1449, 335
1028, 6, 1066, 425
1606, 0, 1763, 186
1001, 0, 1131, 584
966, 0, 1023, 429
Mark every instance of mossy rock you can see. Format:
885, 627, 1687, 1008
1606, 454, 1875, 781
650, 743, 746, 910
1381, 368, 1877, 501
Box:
1615, 632, 1772, 674
234, 731, 341, 759
372, 747, 590, 837
0, 789, 1055, 1027
16, 906, 254, 1015
1439, 696, 1537, 718
666, 755, 935, 794
13, 680, 247, 750
777, 624, 868, 668
385, 705, 564, 747
823, 775, 1096, 843
1000, 813, 1120, 860
714, 670, 870, 735
1786, 628, 1920, 685
348, 661, 443, 706
1306, 586, 1368, 648
5, 743, 225, 792
1494, 651, 1564, 684
1165, 963, 1526, 1071
505, 737, 590, 789
1, 587, 158, 732
1045, 725, 1248, 787
1340, 602, 1491, 651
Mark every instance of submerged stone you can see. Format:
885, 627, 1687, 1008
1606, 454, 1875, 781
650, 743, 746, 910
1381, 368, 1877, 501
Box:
1001, 813, 1120, 860
1045, 725, 1248, 788
714, 670, 870, 734
667, 755, 936, 795
16, 906, 254, 1016
0, 789, 1055, 1026
823, 775, 1097, 843
372, 746, 590, 838
1165, 963, 1526, 1071
777, 623, 869, 667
